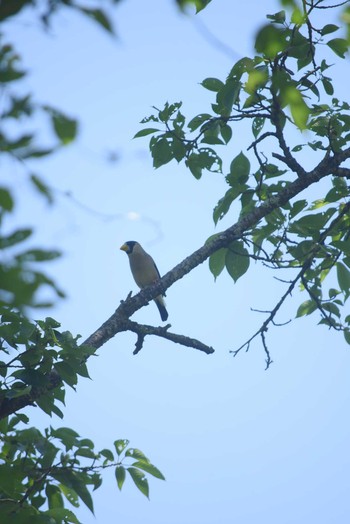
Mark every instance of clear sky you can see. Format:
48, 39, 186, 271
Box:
3, 1, 350, 523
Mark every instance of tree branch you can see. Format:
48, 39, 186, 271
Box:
270, 90, 308, 178
231, 197, 350, 365
1, 147, 350, 418
230, 270, 301, 366
0, 371, 62, 420
123, 320, 215, 355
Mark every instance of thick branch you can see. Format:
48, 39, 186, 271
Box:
99, 145, 350, 328
1, 147, 349, 419
334, 167, 350, 178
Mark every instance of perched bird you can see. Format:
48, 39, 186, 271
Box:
120, 241, 168, 321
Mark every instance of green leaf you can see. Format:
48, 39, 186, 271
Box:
100, 448, 114, 462
290, 210, 335, 237
45, 107, 78, 145
54, 471, 94, 514
16, 249, 61, 263
245, 68, 269, 95
35, 394, 63, 418
176, 0, 212, 14
296, 300, 317, 317
229, 56, 255, 80
213, 189, 237, 224
75, 448, 96, 459
79, 7, 114, 34
0, 361, 7, 378
255, 25, 288, 58
201, 77, 224, 92
140, 114, 159, 124
21, 147, 54, 160
125, 448, 149, 461
329, 288, 341, 299
0, 68, 25, 83
132, 461, 165, 480
39, 316, 61, 329
44, 508, 80, 523
321, 78, 334, 96
115, 465, 126, 490
308, 198, 327, 210
337, 263, 350, 298
157, 101, 182, 123
220, 124, 232, 144
322, 302, 340, 318
0, 187, 14, 211
114, 439, 129, 456
54, 362, 78, 388
227, 152, 250, 185
46, 484, 64, 510
327, 38, 348, 58
201, 135, 224, 146
171, 137, 187, 162
216, 79, 240, 116
151, 137, 173, 168
289, 199, 307, 218
13, 369, 49, 387
10, 413, 29, 427
79, 438, 94, 449
187, 113, 212, 132
5, 133, 33, 151
127, 467, 149, 498
344, 329, 350, 345
209, 248, 227, 280
53, 114, 78, 144
0, 228, 32, 249
282, 85, 309, 129
185, 152, 205, 179
0, 0, 29, 21
71, 475, 94, 514
321, 24, 339, 36
300, 78, 319, 98
252, 117, 265, 138
291, 7, 306, 25
225, 241, 250, 282
30, 175, 53, 204
133, 128, 160, 138
59, 484, 79, 508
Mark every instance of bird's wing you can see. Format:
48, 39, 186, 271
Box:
153, 261, 161, 279
152, 260, 166, 297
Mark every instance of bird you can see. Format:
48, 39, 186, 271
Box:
120, 241, 168, 321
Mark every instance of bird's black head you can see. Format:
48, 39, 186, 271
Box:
120, 241, 137, 254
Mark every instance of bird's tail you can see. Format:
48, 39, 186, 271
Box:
154, 296, 168, 322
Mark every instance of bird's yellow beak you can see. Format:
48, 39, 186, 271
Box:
120, 244, 128, 252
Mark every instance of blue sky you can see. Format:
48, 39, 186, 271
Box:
3, 1, 350, 523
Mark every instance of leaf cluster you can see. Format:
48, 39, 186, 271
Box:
0, 313, 95, 418
0, 417, 164, 523
0, 0, 118, 35
135, 1, 350, 355
0, 2, 168, 521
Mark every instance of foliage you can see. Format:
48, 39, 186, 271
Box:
2, 0, 350, 521
136, 0, 350, 364
0, 417, 164, 523
0, 1, 165, 522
